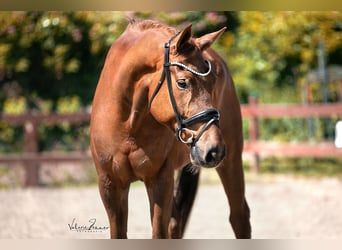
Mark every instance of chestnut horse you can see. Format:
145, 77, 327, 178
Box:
90, 19, 251, 239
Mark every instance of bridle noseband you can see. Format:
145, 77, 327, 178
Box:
148, 32, 220, 146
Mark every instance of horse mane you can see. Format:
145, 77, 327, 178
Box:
127, 18, 177, 36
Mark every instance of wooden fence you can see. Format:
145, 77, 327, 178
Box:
0, 112, 92, 186
1, 98, 342, 186
241, 96, 342, 172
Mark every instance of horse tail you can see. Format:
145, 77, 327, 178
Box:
172, 164, 200, 238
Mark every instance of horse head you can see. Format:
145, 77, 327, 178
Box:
148, 24, 227, 169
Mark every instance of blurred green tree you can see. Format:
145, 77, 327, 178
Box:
0, 11, 127, 112
224, 11, 342, 104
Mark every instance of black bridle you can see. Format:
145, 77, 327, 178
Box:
148, 32, 220, 146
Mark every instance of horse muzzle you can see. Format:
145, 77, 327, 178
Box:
189, 129, 226, 168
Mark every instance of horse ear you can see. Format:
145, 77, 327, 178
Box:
175, 24, 193, 53
196, 27, 227, 51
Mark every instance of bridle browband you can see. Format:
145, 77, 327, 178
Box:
148, 32, 220, 146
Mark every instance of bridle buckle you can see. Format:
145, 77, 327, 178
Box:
178, 127, 196, 144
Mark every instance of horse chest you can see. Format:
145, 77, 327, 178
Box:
128, 147, 153, 173
113, 137, 167, 181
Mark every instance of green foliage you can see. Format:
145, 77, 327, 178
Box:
2, 96, 27, 114
225, 11, 342, 104
56, 95, 81, 113
0, 11, 127, 104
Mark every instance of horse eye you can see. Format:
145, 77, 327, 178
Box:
176, 79, 189, 90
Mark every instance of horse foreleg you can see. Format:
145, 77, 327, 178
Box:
98, 173, 129, 239
216, 158, 251, 239
145, 166, 174, 239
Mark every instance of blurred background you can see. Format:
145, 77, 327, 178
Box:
1, 11, 341, 187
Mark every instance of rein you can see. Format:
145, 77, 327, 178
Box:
148, 32, 220, 146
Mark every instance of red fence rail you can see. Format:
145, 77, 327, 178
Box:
241, 96, 342, 172
0, 112, 91, 186
1, 98, 342, 186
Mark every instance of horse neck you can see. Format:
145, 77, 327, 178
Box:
93, 29, 168, 129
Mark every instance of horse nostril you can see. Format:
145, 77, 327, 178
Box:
191, 144, 226, 168
205, 147, 219, 164
204, 145, 226, 166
